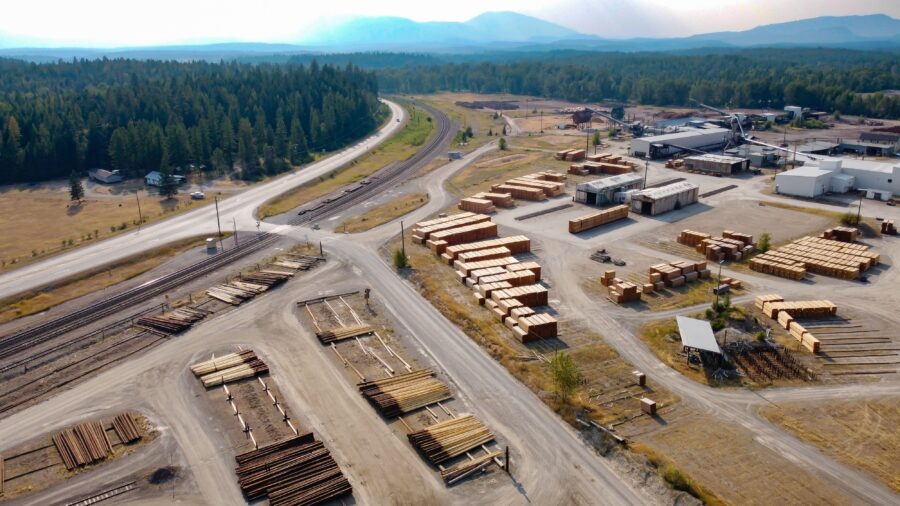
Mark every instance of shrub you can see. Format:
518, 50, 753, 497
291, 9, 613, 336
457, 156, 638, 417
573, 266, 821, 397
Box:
841, 212, 860, 226
757, 232, 771, 253
393, 248, 409, 269
548, 351, 583, 402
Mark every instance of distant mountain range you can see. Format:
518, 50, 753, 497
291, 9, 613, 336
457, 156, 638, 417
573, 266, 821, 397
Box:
1, 12, 899, 60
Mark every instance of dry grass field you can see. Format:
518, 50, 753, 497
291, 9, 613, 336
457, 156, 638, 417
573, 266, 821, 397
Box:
446, 150, 557, 196
0, 183, 205, 271
337, 192, 429, 233
759, 399, 900, 492
414, 93, 509, 149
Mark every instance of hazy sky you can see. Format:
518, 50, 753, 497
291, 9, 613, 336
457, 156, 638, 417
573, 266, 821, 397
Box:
1, 0, 898, 46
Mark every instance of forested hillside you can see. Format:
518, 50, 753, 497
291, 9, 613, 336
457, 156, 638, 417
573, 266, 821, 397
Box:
0, 59, 382, 184
376, 49, 900, 118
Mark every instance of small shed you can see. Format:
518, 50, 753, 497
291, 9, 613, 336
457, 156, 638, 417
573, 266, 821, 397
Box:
774, 166, 831, 198
145, 171, 186, 187
676, 316, 721, 356
87, 168, 124, 184
575, 173, 643, 206
630, 182, 699, 215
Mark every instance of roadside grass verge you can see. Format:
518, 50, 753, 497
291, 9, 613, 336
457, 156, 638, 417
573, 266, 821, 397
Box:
337, 193, 429, 233
629, 442, 727, 506
258, 104, 434, 219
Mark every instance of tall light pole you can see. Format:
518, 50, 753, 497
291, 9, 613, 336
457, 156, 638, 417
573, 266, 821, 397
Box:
214, 196, 224, 251
643, 159, 650, 190
714, 260, 725, 310
135, 192, 143, 231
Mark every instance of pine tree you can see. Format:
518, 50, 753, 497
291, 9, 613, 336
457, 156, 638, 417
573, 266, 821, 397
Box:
69, 170, 84, 202
158, 146, 179, 199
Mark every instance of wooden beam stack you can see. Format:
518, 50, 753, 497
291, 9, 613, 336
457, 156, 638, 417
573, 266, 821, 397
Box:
315, 324, 374, 344
53, 421, 113, 470
568, 205, 630, 234
458, 197, 495, 214
112, 413, 143, 444
751, 235, 878, 280
358, 370, 452, 418
442, 236, 531, 264
191, 350, 269, 388
412, 213, 489, 243
490, 184, 546, 201
677, 229, 711, 247
191, 350, 257, 376
822, 226, 859, 242
235, 435, 352, 506
426, 221, 498, 254
440, 450, 502, 484
136, 306, 208, 333
408, 415, 495, 465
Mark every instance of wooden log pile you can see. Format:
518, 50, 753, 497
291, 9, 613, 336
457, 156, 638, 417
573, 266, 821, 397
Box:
407, 415, 495, 465
191, 350, 269, 387
440, 450, 502, 485
271, 255, 320, 271
568, 205, 630, 234
136, 306, 208, 333
315, 324, 374, 344
235, 434, 352, 506
53, 421, 113, 470
357, 370, 451, 418
112, 413, 143, 444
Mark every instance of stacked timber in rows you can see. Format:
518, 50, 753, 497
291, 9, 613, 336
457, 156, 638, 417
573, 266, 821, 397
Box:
569, 161, 632, 176
455, 246, 511, 265
490, 284, 549, 307
408, 415, 495, 466
751, 235, 879, 280
191, 350, 269, 388
882, 220, 896, 235
568, 205, 630, 234
755, 295, 832, 353
427, 221, 498, 254
505, 177, 565, 197
441, 450, 503, 485
646, 261, 710, 291
490, 184, 545, 201
315, 324, 374, 344
526, 170, 567, 182
458, 197, 495, 214
600, 270, 641, 304
112, 413, 143, 444
207, 260, 305, 305
441, 236, 531, 264
234, 434, 351, 506
454, 256, 520, 279
471, 270, 535, 289
471, 192, 514, 208
822, 226, 859, 242
358, 370, 451, 418
272, 255, 320, 271
665, 159, 685, 169
411, 213, 489, 243
555, 149, 585, 161
53, 421, 113, 470
677, 230, 710, 247
137, 306, 208, 333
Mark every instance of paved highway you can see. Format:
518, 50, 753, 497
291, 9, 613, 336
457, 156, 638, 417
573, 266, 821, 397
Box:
0, 100, 406, 301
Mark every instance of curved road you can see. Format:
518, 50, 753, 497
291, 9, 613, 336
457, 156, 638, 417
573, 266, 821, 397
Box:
0, 100, 406, 301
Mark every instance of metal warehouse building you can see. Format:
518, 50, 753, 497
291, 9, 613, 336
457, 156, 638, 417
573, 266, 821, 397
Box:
775, 158, 899, 199
630, 127, 732, 158
630, 181, 699, 215
575, 173, 644, 206
683, 154, 750, 175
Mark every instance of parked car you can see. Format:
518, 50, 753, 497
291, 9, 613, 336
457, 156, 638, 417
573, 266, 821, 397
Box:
190, 191, 205, 200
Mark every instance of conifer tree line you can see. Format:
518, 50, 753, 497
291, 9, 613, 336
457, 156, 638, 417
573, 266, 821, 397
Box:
0, 58, 382, 184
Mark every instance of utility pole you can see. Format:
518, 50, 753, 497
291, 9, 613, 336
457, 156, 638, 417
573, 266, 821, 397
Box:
643, 159, 650, 190
400, 220, 406, 258
233, 217, 239, 247
540, 110, 543, 133
215, 196, 224, 251
135, 192, 143, 230
714, 260, 725, 310
856, 193, 863, 224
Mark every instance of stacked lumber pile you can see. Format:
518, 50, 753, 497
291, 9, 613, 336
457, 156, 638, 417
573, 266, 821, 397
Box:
53, 421, 113, 470
472, 270, 535, 289
455, 256, 520, 279
570, 161, 632, 176
677, 229, 711, 247
822, 226, 859, 242
601, 270, 641, 304
751, 235, 878, 280
426, 221, 498, 254
235, 434, 352, 506
408, 415, 495, 465
242, 269, 294, 286
272, 255, 320, 271
505, 177, 565, 197
455, 246, 512, 265
515, 313, 558, 339
442, 236, 530, 264
412, 213, 490, 243
526, 170, 567, 182
882, 220, 896, 235
754, 294, 784, 310
645, 261, 710, 291
665, 159, 685, 169
718, 277, 743, 290
507, 261, 542, 280
723, 230, 754, 246
315, 324, 374, 344
475, 281, 514, 299
755, 295, 828, 353
471, 192, 514, 208
191, 350, 269, 387
586, 152, 613, 162
137, 306, 208, 333
490, 184, 546, 201
358, 370, 451, 418
458, 197, 495, 214
555, 149, 585, 161
207, 282, 263, 305
491, 284, 548, 307
568, 205, 630, 233
748, 257, 807, 280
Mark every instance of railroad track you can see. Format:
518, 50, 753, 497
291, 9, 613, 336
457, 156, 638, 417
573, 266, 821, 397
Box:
0, 101, 452, 368
65, 481, 138, 506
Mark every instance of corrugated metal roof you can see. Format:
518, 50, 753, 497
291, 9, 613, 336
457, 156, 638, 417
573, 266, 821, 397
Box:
576, 173, 643, 192
633, 181, 698, 200
685, 154, 747, 164
635, 127, 731, 144
676, 316, 721, 354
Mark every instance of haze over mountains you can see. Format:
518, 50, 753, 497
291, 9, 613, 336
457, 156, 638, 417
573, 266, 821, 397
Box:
1, 12, 899, 60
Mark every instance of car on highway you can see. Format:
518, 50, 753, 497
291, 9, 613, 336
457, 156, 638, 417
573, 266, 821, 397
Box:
190, 191, 205, 200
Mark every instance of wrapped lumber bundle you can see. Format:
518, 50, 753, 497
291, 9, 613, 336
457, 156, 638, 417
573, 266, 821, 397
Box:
235, 435, 352, 506
677, 229, 711, 247
413, 214, 490, 242
191, 350, 258, 376
442, 236, 530, 263
516, 313, 558, 339
427, 221, 498, 253
753, 235, 879, 281
491, 284, 549, 307
413, 212, 474, 231
787, 322, 820, 353
472, 192, 515, 208
777, 310, 794, 330
137, 306, 208, 333
455, 256, 520, 278
764, 301, 837, 319
200, 357, 269, 387
112, 413, 143, 444
53, 421, 114, 470
357, 369, 451, 418
491, 184, 546, 201
600, 270, 616, 287
495, 297, 525, 318
458, 197, 495, 214
315, 324, 374, 344
568, 205, 630, 234
506, 177, 565, 197
531, 170, 567, 182
407, 415, 495, 465
595, 162, 632, 175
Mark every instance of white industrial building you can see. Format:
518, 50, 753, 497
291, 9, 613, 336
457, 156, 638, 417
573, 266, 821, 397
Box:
630, 127, 733, 159
775, 158, 899, 200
